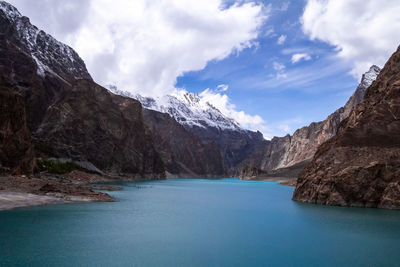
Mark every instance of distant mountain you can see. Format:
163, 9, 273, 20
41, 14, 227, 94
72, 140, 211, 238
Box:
240, 65, 380, 178
108, 87, 242, 131
293, 46, 400, 209
108, 65, 381, 178
107, 87, 226, 177
108, 87, 268, 175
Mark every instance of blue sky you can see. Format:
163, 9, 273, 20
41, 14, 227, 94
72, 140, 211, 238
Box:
8, 0, 400, 138
177, 0, 358, 137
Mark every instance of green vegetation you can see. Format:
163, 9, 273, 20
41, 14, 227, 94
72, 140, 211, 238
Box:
36, 158, 80, 174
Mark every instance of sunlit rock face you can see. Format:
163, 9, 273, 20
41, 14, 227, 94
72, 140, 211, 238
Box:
240, 65, 380, 179
293, 46, 400, 209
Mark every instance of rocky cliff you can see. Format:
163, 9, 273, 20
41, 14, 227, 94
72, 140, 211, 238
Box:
34, 81, 165, 177
0, 1, 164, 178
141, 108, 225, 177
241, 66, 380, 178
293, 46, 400, 209
111, 87, 268, 176
0, 87, 35, 174
188, 125, 267, 175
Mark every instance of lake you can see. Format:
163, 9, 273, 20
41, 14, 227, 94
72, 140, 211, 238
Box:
1, 178, 400, 266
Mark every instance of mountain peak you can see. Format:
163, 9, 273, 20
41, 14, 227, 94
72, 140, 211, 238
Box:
362, 65, 381, 87
174, 91, 201, 105
106, 86, 242, 131
339, 65, 380, 119
0, 1, 92, 82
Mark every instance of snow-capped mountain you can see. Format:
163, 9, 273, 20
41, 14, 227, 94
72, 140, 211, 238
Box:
107, 86, 242, 131
0, 0, 91, 82
341, 65, 381, 119
361, 65, 380, 86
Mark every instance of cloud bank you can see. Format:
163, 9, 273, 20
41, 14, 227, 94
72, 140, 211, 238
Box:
9, 0, 267, 96
302, 0, 400, 77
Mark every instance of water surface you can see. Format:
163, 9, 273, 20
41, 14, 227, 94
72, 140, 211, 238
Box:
1, 178, 400, 266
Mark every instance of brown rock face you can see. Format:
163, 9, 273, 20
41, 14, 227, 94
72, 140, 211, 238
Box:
34, 80, 165, 177
142, 109, 225, 177
240, 66, 380, 179
293, 46, 400, 209
0, 87, 35, 174
0, 2, 165, 178
187, 125, 268, 175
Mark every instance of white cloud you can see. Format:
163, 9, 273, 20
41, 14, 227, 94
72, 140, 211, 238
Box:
272, 61, 287, 79
8, 0, 267, 96
302, 0, 400, 77
198, 88, 271, 138
277, 34, 287, 45
291, 53, 311, 63
277, 124, 290, 133
263, 26, 275, 37
273, 61, 285, 71
248, 54, 351, 91
216, 84, 229, 92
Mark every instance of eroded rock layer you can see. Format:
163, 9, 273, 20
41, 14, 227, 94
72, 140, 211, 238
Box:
293, 46, 400, 209
240, 66, 380, 178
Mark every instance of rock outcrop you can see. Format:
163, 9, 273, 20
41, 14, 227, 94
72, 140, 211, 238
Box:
0, 87, 35, 174
188, 125, 267, 175
141, 108, 225, 177
34, 80, 165, 177
293, 46, 400, 209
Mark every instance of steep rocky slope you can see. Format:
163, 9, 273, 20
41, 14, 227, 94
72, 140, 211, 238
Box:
141, 109, 225, 177
188, 124, 267, 174
241, 66, 380, 178
108, 88, 227, 176
34, 81, 165, 177
0, 1, 164, 178
116, 90, 268, 175
0, 88, 35, 174
293, 46, 400, 209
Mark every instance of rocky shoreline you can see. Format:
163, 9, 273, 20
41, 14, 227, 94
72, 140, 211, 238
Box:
0, 171, 129, 211
241, 176, 297, 186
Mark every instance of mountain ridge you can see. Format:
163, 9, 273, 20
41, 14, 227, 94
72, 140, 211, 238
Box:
240, 65, 380, 178
293, 46, 400, 209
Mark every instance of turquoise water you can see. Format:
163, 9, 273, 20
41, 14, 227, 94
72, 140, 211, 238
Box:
1, 178, 400, 267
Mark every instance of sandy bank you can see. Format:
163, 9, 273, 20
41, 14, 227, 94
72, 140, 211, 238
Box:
0, 191, 63, 210
0, 191, 107, 211
0, 173, 116, 211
